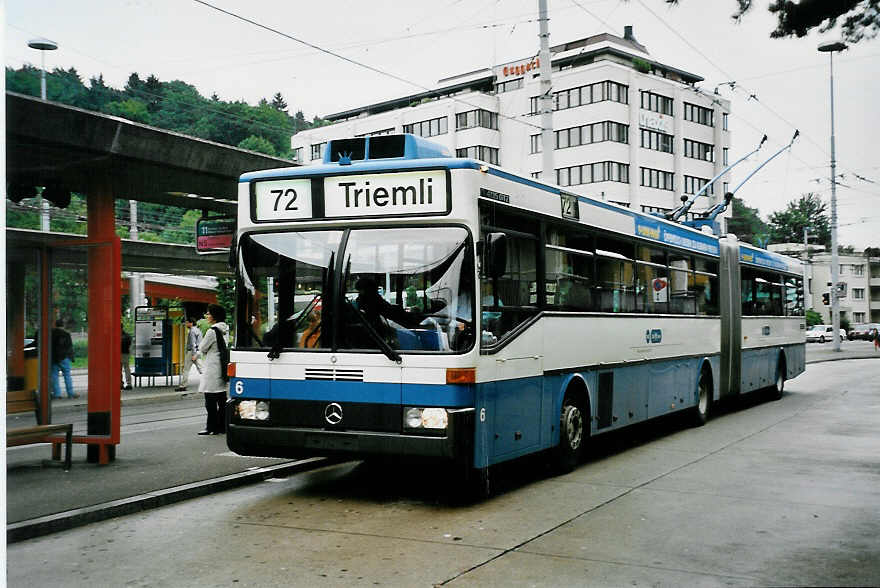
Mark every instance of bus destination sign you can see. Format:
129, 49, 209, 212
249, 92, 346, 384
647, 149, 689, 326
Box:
196, 217, 235, 254
324, 170, 448, 218
254, 178, 313, 221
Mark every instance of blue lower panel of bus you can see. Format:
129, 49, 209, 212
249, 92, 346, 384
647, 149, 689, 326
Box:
472, 356, 715, 468
229, 378, 474, 406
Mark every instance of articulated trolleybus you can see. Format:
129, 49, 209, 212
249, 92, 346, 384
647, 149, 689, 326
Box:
226, 134, 805, 489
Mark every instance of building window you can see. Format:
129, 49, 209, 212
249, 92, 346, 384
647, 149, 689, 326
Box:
556, 161, 629, 187
530, 134, 542, 154
495, 78, 523, 94
640, 90, 673, 115
853, 288, 865, 300
723, 113, 729, 131
684, 175, 714, 195
852, 264, 865, 276
640, 167, 675, 191
310, 142, 326, 160
723, 147, 729, 165
684, 138, 715, 162
292, 147, 303, 163
456, 109, 498, 130
640, 129, 674, 153
403, 116, 448, 138
854, 311, 866, 322
550, 121, 629, 151
529, 80, 628, 114
355, 128, 395, 137
530, 171, 541, 179
683, 102, 714, 127
839, 264, 846, 275
456, 145, 499, 165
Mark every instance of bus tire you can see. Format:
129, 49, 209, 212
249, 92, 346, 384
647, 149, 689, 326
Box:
555, 392, 586, 473
768, 355, 786, 401
691, 367, 712, 427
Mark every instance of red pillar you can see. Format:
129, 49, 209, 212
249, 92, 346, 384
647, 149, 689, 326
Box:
86, 190, 121, 464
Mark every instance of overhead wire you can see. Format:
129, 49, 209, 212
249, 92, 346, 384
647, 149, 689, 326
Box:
191, 0, 544, 131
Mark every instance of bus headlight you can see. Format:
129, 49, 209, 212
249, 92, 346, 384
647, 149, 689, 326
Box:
403, 407, 448, 430
238, 400, 270, 421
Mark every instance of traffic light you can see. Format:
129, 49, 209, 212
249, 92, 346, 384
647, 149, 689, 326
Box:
822, 292, 830, 305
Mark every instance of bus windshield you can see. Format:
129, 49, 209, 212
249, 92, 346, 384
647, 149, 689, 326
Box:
237, 226, 475, 354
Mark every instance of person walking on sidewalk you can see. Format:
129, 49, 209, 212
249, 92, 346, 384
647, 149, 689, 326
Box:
121, 325, 133, 390
51, 319, 78, 399
176, 317, 202, 391
873, 328, 880, 352
198, 304, 229, 435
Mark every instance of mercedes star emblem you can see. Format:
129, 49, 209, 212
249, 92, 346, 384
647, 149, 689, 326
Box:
324, 402, 343, 425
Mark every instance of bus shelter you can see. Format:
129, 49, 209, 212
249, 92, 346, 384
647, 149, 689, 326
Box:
5, 91, 294, 463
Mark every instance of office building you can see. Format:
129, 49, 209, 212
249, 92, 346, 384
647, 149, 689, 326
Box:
291, 26, 732, 220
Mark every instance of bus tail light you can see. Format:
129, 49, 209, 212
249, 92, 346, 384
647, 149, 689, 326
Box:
446, 367, 475, 384
227, 362, 236, 379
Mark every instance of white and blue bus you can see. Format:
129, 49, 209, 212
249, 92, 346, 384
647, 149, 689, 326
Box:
226, 134, 805, 489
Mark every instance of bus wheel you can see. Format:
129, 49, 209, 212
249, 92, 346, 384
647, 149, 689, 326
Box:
691, 368, 712, 427
555, 394, 586, 473
768, 357, 785, 401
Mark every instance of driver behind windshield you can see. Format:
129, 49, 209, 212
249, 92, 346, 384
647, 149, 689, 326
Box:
354, 277, 424, 336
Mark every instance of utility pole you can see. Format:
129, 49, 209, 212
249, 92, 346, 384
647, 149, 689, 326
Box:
538, 0, 554, 182
819, 41, 846, 352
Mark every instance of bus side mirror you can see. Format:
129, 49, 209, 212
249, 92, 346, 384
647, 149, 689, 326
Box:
485, 232, 507, 278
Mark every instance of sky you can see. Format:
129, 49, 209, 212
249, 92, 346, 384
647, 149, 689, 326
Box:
5, 0, 879, 248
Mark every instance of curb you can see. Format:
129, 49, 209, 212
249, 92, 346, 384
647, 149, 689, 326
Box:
806, 354, 880, 364
7, 457, 331, 544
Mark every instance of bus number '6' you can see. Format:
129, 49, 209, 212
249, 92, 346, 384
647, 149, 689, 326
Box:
271, 188, 298, 211
479, 408, 486, 422
234, 381, 244, 395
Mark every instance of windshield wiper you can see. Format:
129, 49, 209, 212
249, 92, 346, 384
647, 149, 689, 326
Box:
344, 297, 402, 363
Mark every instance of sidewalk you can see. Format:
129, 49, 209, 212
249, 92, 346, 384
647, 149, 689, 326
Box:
7, 344, 878, 543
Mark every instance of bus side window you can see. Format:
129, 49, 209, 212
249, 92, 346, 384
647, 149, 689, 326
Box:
481, 233, 538, 343
695, 258, 719, 316
668, 254, 695, 315
545, 228, 593, 311
594, 236, 634, 313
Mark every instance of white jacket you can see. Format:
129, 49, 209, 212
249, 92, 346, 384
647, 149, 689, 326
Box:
199, 322, 229, 394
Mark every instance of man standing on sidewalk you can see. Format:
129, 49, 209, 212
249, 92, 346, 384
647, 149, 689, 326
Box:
51, 319, 78, 399
176, 317, 202, 391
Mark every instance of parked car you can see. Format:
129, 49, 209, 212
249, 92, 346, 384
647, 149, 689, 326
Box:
805, 325, 844, 343
849, 323, 880, 341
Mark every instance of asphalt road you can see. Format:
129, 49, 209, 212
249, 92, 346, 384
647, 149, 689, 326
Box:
7, 358, 880, 587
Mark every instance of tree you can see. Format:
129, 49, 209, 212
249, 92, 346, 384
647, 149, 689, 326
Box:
271, 92, 288, 112
805, 308, 823, 326
663, 0, 879, 44
105, 98, 152, 124
727, 197, 770, 245
768, 193, 830, 247
237, 135, 277, 156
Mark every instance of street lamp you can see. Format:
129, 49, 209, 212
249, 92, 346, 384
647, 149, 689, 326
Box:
28, 37, 58, 233
818, 41, 846, 352
27, 37, 58, 101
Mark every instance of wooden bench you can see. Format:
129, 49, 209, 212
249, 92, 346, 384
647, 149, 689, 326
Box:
6, 389, 73, 471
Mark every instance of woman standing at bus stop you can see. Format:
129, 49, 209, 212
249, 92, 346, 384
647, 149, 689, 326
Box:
198, 304, 229, 435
